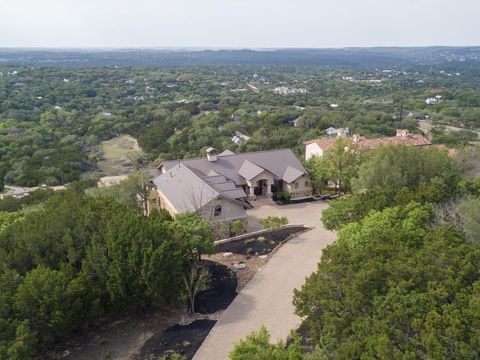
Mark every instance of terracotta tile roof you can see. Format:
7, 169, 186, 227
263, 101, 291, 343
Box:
303, 138, 337, 151
305, 133, 431, 152
354, 134, 431, 150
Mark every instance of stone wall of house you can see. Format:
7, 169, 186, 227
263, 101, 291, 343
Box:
285, 175, 313, 198
148, 189, 178, 217
248, 171, 275, 197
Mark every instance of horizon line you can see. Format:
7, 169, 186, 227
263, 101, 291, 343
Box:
1, 45, 480, 51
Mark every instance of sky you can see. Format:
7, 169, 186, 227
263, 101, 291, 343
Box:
1, 0, 479, 48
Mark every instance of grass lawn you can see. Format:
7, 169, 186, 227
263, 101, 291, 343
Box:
95, 135, 144, 175
101, 134, 143, 162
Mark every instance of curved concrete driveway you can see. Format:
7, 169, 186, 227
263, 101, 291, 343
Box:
194, 202, 336, 360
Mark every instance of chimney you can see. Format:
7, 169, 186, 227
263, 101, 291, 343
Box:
206, 147, 218, 162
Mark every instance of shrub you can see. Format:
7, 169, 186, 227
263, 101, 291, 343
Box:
259, 216, 289, 230
272, 192, 291, 203
231, 220, 245, 236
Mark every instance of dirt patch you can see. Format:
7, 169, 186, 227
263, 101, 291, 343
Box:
48, 307, 185, 360
215, 226, 307, 256
140, 320, 216, 360
195, 260, 238, 315
204, 253, 266, 291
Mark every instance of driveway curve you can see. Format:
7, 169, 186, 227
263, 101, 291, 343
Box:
193, 202, 336, 360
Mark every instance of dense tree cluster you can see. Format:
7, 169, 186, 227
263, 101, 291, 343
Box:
321, 145, 459, 230
295, 203, 480, 359
0, 189, 213, 359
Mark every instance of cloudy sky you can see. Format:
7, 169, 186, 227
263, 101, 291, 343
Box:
1, 0, 478, 48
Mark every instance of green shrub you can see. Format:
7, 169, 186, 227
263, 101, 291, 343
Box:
260, 216, 289, 230
231, 220, 245, 236
272, 192, 291, 203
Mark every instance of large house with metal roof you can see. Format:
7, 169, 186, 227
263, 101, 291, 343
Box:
148, 148, 312, 229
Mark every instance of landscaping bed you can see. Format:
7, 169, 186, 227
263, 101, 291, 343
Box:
275, 197, 318, 205
140, 319, 216, 360
215, 226, 307, 256
195, 260, 238, 314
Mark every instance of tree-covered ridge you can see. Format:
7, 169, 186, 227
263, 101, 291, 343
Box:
1, 64, 480, 186
0, 189, 214, 359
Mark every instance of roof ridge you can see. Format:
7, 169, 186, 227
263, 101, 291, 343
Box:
180, 163, 220, 197
163, 148, 295, 163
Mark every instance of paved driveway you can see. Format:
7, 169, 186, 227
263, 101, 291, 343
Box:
193, 201, 336, 360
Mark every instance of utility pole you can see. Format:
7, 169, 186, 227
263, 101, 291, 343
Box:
399, 99, 404, 122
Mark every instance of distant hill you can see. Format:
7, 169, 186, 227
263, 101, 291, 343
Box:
0, 47, 479, 67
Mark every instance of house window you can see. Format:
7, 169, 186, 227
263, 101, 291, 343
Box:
214, 205, 222, 217
294, 183, 299, 189
305, 181, 309, 187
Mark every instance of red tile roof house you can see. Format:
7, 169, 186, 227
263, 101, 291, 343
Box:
304, 129, 431, 160
148, 148, 312, 232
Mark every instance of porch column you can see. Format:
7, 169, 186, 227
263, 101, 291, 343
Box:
249, 183, 255, 197
267, 181, 272, 195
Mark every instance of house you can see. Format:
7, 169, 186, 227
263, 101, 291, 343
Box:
326, 127, 338, 136
395, 111, 414, 119
289, 117, 301, 127
304, 129, 431, 160
426, 98, 438, 105
231, 135, 242, 144
149, 148, 312, 226
97, 175, 129, 187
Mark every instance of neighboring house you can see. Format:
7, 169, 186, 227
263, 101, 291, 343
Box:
231, 131, 250, 145
150, 147, 312, 226
304, 129, 431, 160
426, 98, 438, 105
289, 117, 301, 127
394, 111, 414, 119
326, 127, 338, 136
97, 175, 129, 187
1, 184, 67, 200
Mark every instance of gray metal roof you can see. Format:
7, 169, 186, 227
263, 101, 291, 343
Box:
219, 149, 235, 156
238, 160, 266, 181
153, 163, 218, 212
153, 163, 249, 213
282, 165, 305, 183
162, 148, 307, 186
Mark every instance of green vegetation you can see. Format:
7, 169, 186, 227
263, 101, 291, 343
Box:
321, 145, 459, 231
230, 326, 304, 360
260, 216, 289, 230
294, 203, 480, 359
1, 64, 480, 188
231, 219, 245, 236
233, 142, 480, 359
0, 189, 213, 359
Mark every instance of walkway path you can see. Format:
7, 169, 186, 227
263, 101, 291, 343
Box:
193, 202, 336, 360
